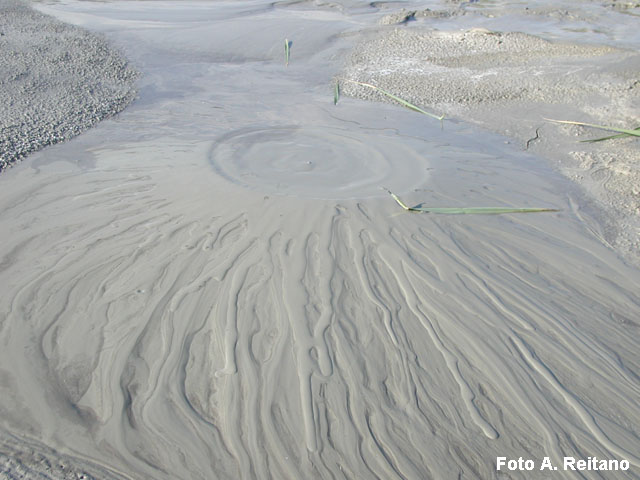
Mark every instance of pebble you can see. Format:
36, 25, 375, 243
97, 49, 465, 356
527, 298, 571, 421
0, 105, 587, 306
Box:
0, 0, 139, 172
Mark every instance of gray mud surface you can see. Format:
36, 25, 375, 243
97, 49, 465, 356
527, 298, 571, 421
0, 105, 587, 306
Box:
0, 0, 138, 172
1, 432, 128, 480
1, 1, 640, 479
343, 23, 640, 261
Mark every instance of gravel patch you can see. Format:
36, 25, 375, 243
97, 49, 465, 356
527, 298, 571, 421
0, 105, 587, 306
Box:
0, 0, 138, 172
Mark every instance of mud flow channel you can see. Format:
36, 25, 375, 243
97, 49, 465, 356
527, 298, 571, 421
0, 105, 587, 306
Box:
1, 1, 639, 479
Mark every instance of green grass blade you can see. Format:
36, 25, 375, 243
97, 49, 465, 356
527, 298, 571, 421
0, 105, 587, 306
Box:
375, 87, 442, 120
409, 206, 558, 214
582, 133, 632, 143
581, 127, 640, 143
284, 39, 290, 66
384, 188, 411, 210
334, 81, 340, 105
348, 80, 444, 121
545, 119, 640, 137
386, 190, 558, 215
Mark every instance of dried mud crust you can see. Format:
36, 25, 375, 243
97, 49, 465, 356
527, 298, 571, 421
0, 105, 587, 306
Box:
0, 432, 128, 480
343, 26, 640, 262
0, 0, 138, 172
378, 8, 463, 25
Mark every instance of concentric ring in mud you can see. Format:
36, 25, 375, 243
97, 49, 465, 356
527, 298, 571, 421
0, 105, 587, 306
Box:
209, 126, 431, 199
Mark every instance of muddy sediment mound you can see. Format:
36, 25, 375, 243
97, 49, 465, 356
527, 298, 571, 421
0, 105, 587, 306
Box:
343, 26, 640, 261
0, 0, 138, 172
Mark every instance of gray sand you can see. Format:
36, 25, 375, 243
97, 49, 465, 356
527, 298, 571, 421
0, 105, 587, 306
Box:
0, 0, 138, 172
1, 1, 640, 479
343, 24, 640, 262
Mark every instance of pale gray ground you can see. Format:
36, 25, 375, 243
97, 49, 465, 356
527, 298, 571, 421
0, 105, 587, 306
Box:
0, 0, 138, 172
342, 2, 640, 263
1, 432, 129, 480
1, 1, 639, 479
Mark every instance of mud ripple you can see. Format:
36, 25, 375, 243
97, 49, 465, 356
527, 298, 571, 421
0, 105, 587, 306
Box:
209, 126, 431, 199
